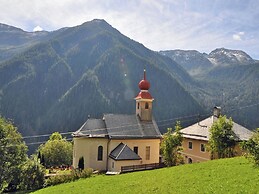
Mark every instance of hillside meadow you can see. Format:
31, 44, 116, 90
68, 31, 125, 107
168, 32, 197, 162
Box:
33, 157, 259, 194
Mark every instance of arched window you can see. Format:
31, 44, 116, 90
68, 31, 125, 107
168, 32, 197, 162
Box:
97, 146, 103, 161
145, 102, 149, 109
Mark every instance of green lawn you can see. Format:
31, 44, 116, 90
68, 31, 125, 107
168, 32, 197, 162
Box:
32, 157, 259, 194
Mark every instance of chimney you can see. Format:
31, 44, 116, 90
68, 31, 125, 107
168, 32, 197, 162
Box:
213, 106, 221, 118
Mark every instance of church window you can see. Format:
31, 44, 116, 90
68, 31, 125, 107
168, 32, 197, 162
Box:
146, 146, 150, 160
145, 102, 149, 109
133, 146, 138, 154
137, 103, 140, 109
97, 146, 103, 161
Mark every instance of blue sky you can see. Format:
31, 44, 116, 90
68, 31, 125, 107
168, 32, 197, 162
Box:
1, 0, 259, 59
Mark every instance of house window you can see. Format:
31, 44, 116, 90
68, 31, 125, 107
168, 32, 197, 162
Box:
97, 146, 103, 161
133, 146, 138, 154
146, 146, 150, 160
137, 103, 140, 109
188, 158, 193, 164
145, 102, 149, 109
188, 142, 193, 149
200, 144, 205, 152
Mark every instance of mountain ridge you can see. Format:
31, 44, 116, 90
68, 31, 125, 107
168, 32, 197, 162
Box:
0, 19, 258, 142
160, 48, 259, 129
0, 19, 204, 139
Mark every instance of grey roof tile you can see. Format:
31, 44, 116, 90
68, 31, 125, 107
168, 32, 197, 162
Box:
180, 116, 253, 141
109, 142, 141, 160
73, 114, 162, 139
104, 114, 161, 139
72, 118, 107, 137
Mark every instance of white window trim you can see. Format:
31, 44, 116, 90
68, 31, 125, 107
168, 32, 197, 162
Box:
200, 143, 206, 153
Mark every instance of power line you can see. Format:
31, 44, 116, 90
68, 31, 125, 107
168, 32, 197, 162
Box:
1, 101, 258, 147
0, 138, 74, 149
1, 114, 201, 148
225, 102, 259, 113
4, 112, 203, 141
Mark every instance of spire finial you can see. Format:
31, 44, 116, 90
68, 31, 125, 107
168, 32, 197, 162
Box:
144, 69, 146, 80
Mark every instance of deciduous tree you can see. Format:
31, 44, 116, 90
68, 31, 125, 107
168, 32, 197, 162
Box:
0, 117, 27, 192
208, 115, 236, 159
0, 117, 45, 192
19, 158, 45, 190
38, 132, 72, 167
161, 121, 183, 166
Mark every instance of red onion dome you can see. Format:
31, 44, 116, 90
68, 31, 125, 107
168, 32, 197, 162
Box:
138, 79, 150, 90
138, 69, 150, 90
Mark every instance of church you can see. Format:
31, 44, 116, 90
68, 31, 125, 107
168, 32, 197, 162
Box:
72, 70, 162, 173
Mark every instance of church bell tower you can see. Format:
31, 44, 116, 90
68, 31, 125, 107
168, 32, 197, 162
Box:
135, 69, 154, 121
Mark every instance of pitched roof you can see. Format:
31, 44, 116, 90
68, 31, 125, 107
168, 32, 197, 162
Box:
180, 116, 253, 141
73, 114, 162, 139
135, 91, 153, 100
109, 143, 141, 161
73, 118, 107, 138
104, 114, 161, 139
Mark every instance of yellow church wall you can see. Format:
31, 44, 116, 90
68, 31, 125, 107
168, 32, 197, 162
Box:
73, 137, 161, 172
73, 137, 108, 171
108, 158, 141, 172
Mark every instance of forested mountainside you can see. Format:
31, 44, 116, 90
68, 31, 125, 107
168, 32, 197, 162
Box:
0, 19, 203, 138
160, 49, 259, 129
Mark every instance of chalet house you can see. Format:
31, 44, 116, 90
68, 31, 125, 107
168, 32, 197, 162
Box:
180, 107, 253, 163
72, 70, 162, 173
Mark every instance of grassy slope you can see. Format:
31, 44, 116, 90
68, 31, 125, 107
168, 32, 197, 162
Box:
33, 157, 259, 194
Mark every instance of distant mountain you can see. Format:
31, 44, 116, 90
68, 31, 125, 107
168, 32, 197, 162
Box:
198, 62, 259, 129
207, 48, 255, 67
159, 50, 213, 76
160, 48, 259, 129
160, 48, 256, 76
0, 23, 49, 62
0, 19, 203, 138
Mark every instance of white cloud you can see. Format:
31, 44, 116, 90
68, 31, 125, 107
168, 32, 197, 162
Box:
232, 32, 245, 41
0, 0, 258, 58
33, 25, 43, 32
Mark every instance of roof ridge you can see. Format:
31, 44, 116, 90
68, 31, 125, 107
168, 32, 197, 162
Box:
151, 116, 162, 136
136, 115, 145, 136
116, 143, 127, 160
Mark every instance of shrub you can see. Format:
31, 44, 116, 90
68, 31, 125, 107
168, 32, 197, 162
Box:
19, 158, 45, 190
242, 128, 259, 166
44, 168, 93, 187
79, 168, 93, 178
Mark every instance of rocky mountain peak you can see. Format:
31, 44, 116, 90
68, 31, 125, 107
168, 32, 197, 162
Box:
208, 48, 254, 66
